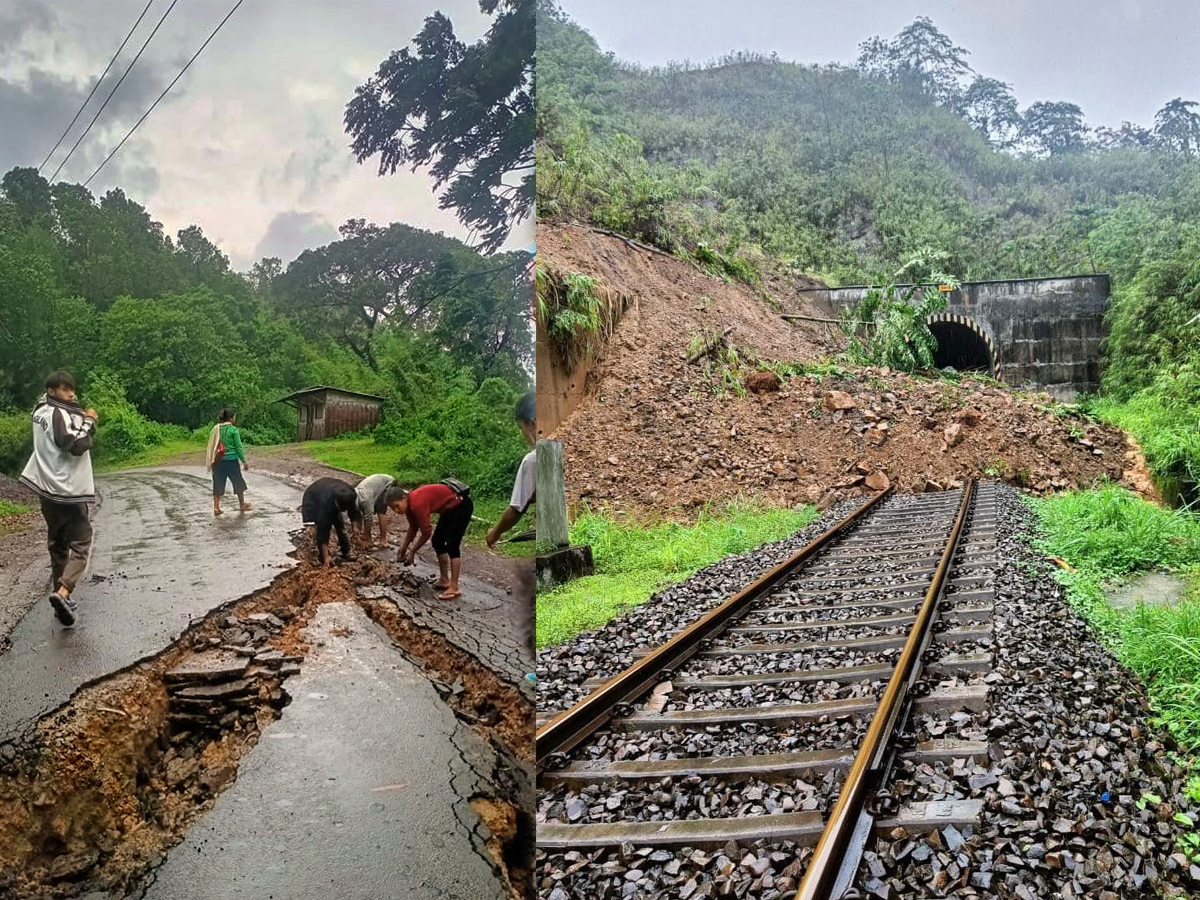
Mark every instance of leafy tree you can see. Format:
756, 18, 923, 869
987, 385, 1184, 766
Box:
959, 76, 1021, 147
1020, 101, 1089, 155
1, 167, 52, 225
345, 0, 534, 252
856, 17, 971, 106
1094, 121, 1156, 150
839, 249, 959, 372
1154, 98, 1200, 157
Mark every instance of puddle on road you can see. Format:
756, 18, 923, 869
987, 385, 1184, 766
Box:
0, 542, 533, 900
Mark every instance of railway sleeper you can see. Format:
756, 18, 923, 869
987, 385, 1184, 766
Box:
697, 624, 992, 657
536, 799, 983, 850
611, 684, 988, 730
540, 738, 989, 788
730, 605, 993, 635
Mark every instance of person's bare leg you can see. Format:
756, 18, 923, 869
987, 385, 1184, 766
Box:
434, 553, 450, 590
439, 557, 462, 599
237, 490, 250, 511
213, 494, 222, 515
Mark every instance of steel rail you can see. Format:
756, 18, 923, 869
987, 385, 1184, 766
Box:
536, 488, 893, 764
795, 479, 977, 900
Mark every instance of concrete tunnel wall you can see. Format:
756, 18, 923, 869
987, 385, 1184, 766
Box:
799, 275, 1110, 400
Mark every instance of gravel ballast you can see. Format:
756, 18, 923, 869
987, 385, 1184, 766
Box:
537, 482, 1200, 898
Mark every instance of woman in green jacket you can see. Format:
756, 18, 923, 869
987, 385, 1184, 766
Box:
206, 408, 251, 515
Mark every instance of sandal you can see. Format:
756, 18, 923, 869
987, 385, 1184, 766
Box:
240, 503, 252, 511
213, 508, 223, 516
437, 589, 461, 601
432, 581, 450, 591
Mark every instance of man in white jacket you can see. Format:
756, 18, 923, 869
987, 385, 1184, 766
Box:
19, 371, 99, 627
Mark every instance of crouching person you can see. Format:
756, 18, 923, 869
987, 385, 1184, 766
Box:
392, 479, 473, 600
301, 477, 362, 567
354, 473, 397, 547
19, 371, 98, 627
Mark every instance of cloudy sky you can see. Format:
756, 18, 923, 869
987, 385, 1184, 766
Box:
558, 0, 1200, 132
0, 0, 533, 271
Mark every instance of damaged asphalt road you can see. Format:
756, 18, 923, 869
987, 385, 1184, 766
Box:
0, 467, 299, 743
0, 467, 531, 900
135, 602, 511, 900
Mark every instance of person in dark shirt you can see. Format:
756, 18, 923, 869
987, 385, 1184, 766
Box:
392, 481, 473, 600
301, 477, 363, 567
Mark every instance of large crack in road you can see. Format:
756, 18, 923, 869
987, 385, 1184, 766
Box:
0, 469, 534, 900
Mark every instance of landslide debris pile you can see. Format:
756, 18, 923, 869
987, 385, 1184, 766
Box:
560, 364, 1132, 518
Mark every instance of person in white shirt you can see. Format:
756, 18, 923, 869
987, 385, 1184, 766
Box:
353, 473, 398, 547
487, 391, 536, 548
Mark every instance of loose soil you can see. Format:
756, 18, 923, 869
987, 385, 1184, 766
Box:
0, 534, 534, 900
539, 223, 1141, 520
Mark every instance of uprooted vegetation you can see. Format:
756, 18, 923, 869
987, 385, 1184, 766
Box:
0, 544, 533, 900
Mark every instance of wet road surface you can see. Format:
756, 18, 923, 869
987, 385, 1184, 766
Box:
135, 602, 507, 900
0, 466, 300, 741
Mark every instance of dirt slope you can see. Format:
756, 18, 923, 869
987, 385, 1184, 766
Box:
540, 223, 1140, 520
538, 223, 842, 372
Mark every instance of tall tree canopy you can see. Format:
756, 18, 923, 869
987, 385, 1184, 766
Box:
1020, 101, 1089, 156
0, 166, 533, 437
344, 0, 534, 253
856, 16, 971, 106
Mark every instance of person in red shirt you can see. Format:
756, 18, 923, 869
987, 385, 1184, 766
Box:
392, 480, 473, 600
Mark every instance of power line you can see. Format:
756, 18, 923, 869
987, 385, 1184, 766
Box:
48, 0, 180, 184
37, 0, 156, 175
84, 0, 246, 190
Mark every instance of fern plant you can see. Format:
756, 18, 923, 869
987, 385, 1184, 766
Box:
840, 248, 960, 372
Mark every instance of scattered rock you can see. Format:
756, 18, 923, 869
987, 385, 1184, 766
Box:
823, 390, 856, 410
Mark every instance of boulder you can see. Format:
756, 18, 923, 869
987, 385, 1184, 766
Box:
823, 390, 856, 411
744, 370, 782, 393
943, 422, 965, 448
865, 472, 890, 492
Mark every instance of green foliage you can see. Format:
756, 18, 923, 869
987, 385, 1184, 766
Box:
0, 166, 532, 484
839, 250, 958, 371
536, 267, 625, 368
83, 371, 187, 466
0, 410, 31, 476
345, 0, 534, 252
1033, 485, 1200, 577
0, 499, 30, 517
536, 500, 819, 647
1091, 392, 1200, 504
1031, 487, 1200, 751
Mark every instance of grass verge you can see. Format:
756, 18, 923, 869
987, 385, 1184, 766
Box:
536, 500, 818, 648
0, 498, 33, 536
93, 437, 204, 473
1029, 485, 1200, 794
1089, 392, 1200, 504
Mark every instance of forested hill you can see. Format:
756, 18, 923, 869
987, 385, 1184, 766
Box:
537, 2, 1200, 497
0, 166, 532, 496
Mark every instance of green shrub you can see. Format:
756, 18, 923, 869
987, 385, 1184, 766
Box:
840, 249, 958, 372
83, 370, 172, 465
0, 410, 31, 476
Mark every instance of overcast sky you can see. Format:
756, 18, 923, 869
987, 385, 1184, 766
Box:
0, 0, 533, 271
557, 0, 1200, 131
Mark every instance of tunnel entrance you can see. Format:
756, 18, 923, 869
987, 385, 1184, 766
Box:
930, 320, 993, 373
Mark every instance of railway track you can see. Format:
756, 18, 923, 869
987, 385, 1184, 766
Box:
536, 481, 999, 898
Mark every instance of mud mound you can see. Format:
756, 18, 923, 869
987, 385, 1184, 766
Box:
557, 364, 1136, 519
537, 223, 841, 391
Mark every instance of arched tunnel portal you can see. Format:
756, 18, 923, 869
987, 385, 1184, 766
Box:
928, 314, 999, 376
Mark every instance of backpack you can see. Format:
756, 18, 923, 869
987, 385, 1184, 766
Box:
440, 477, 471, 500
215, 424, 228, 460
